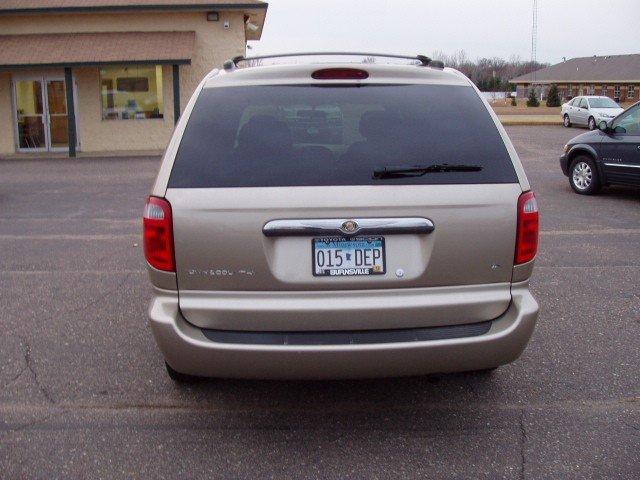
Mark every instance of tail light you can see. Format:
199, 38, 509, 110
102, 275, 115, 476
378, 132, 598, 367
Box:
143, 197, 175, 272
514, 191, 539, 265
312, 68, 369, 80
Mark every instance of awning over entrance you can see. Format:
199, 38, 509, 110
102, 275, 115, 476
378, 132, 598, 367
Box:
0, 31, 195, 69
1, 31, 195, 158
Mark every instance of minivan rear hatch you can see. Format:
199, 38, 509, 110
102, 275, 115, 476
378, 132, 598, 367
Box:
166, 81, 522, 330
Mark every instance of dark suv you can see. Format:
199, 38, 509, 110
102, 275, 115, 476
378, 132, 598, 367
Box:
560, 101, 640, 194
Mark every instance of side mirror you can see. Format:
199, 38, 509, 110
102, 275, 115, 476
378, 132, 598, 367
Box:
598, 120, 609, 132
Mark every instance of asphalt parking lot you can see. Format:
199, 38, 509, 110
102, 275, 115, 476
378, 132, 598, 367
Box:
1, 125, 639, 479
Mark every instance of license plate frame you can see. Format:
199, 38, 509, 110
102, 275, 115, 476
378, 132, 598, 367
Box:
312, 236, 386, 277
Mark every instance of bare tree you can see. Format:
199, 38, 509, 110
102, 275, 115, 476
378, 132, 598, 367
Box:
431, 50, 548, 92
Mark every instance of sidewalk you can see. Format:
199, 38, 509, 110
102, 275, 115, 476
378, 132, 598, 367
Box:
0, 149, 163, 160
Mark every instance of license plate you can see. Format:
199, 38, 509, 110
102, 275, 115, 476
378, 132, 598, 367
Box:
312, 237, 386, 277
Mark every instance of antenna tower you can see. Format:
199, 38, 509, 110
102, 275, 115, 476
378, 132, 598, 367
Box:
531, 0, 538, 82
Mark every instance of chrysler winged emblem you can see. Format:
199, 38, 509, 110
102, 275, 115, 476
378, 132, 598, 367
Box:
341, 220, 359, 234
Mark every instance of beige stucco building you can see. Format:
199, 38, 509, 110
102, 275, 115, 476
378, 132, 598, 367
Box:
511, 54, 640, 104
0, 0, 267, 157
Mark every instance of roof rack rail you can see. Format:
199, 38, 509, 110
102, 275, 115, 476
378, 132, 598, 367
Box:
222, 52, 434, 71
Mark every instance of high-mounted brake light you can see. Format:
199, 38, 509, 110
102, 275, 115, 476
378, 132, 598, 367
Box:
143, 197, 175, 272
312, 68, 369, 80
514, 191, 539, 265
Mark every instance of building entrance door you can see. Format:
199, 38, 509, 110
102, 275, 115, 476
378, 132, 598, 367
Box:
14, 76, 76, 152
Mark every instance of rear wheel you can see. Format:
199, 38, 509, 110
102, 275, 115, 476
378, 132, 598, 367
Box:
165, 362, 203, 384
588, 116, 596, 130
569, 156, 600, 195
563, 114, 571, 127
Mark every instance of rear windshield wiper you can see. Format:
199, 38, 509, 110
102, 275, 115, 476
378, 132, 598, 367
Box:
373, 163, 483, 179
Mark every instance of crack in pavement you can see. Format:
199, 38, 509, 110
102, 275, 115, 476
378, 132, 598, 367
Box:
18, 334, 55, 405
3, 271, 133, 407
2, 339, 28, 388
0, 335, 56, 404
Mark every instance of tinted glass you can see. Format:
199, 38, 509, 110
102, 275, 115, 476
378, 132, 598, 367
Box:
579, 98, 588, 108
613, 105, 640, 134
589, 97, 620, 108
169, 84, 517, 188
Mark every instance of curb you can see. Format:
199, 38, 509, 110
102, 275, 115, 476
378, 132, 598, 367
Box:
499, 120, 563, 126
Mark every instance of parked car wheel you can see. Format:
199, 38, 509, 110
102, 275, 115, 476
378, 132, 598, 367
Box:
588, 116, 596, 130
563, 114, 571, 128
569, 156, 600, 195
165, 362, 203, 384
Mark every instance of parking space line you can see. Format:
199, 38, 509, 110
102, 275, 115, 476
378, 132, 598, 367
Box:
0, 234, 140, 240
2, 396, 640, 416
535, 265, 640, 269
541, 228, 640, 236
0, 218, 139, 223
0, 270, 146, 275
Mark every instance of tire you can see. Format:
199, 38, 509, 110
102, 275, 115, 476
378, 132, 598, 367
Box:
588, 116, 596, 130
569, 156, 601, 195
563, 114, 571, 128
165, 362, 203, 384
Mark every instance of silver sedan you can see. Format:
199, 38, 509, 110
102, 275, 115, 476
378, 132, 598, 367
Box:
561, 96, 623, 130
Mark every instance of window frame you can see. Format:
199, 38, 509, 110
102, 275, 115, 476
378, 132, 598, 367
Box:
628, 85, 636, 100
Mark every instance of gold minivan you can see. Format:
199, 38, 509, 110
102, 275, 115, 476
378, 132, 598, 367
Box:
144, 54, 539, 381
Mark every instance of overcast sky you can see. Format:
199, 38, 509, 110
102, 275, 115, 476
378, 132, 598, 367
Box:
249, 0, 640, 64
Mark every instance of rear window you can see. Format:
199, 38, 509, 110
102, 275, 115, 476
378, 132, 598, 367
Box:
168, 84, 517, 188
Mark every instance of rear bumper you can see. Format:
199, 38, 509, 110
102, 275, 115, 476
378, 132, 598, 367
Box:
148, 285, 539, 380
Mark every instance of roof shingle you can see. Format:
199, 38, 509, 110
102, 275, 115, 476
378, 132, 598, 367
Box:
0, 0, 266, 12
511, 54, 640, 84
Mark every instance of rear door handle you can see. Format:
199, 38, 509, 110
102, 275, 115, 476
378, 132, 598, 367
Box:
263, 218, 435, 237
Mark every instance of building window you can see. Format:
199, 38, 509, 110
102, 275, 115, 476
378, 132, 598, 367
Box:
100, 65, 164, 120
589, 85, 595, 95
628, 85, 636, 100
614, 85, 621, 98
601, 85, 607, 96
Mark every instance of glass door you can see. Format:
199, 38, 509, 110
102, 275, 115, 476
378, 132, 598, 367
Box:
14, 76, 76, 152
15, 79, 47, 151
45, 79, 69, 151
